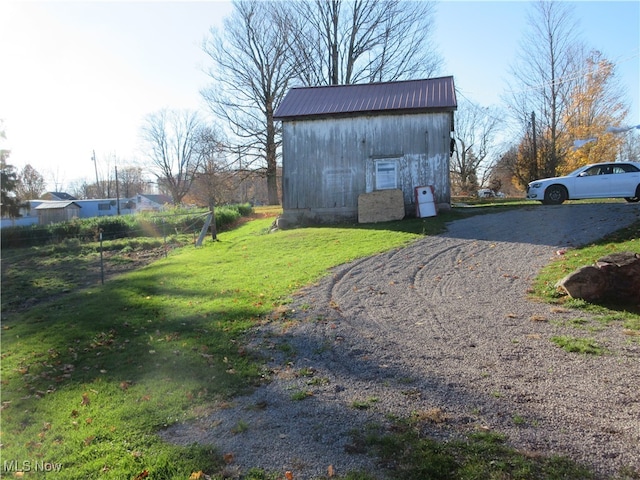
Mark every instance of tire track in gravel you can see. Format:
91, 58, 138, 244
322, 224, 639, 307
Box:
309, 203, 640, 477
329, 203, 639, 346
293, 203, 640, 475
328, 237, 549, 358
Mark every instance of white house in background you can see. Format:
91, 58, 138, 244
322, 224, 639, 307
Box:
0, 193, 174, 228
134, 194, 173, 212
72, 194, 172, 217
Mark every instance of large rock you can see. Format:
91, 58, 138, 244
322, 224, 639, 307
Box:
555, 251, 640, 302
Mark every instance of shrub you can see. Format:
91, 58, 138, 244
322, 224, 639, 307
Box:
214, 206, 242, 228
1, 204, 254, 248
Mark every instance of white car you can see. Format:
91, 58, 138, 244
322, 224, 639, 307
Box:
526, 161, 640, 205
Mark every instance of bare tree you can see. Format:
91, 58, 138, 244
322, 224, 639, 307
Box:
450, 99, 502, 194
188, 126, 229, 240
140, 109, 206, 204
15, 164, 46, 200
45, 166, 66, 194
186, 126, 228, 206
69, 179, 109, 199
620, 133, 640, 163
68, 160, 143, 200
506, 1, 580, 179
290, 0, 440, 85
117, 166, 148, 198
202, 1, 296, 205
489, 145, 524, 196
67, 179, 91, 199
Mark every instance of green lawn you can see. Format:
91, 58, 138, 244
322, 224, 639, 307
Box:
1, 215, 437, 479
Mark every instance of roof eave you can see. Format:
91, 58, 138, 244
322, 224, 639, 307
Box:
274, 106, 457, 122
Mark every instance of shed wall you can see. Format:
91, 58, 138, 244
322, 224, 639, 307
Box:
281, 112, 452, 223
37, 206, 81, 225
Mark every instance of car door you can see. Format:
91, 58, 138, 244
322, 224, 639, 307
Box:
609, 164, 640, 196
572, 165, 611, 198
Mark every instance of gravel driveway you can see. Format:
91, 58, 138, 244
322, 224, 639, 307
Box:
162, 203, 640, 479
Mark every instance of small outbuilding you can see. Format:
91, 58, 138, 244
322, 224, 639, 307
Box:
35, 201, 81, 225
273, 76, 457, 225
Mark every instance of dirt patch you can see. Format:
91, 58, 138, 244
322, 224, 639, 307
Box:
0, 244, 176, 317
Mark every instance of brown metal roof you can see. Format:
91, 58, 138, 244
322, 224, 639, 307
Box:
274, 76, 456, 120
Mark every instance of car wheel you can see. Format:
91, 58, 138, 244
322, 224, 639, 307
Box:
542, 185, 567, 205
625, 185, 640, 203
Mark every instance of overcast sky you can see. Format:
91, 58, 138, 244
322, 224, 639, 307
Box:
1, 1, 638, 191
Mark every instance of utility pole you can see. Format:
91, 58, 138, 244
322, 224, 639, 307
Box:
92, 150, 100, 198
115, 166, 120, 215
531, 111, 538, 181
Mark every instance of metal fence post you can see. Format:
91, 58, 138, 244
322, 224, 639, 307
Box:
99, 230, 104, 285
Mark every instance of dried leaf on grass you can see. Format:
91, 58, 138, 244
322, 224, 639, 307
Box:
132, 470, 149, 480
189, 471, 211, 480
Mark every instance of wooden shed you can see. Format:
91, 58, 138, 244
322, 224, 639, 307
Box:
35, 201, 81, 225
273, 76, 457, 225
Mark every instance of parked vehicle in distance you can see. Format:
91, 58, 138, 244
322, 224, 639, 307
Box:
477, 189, 506, 198
526, 161, 640, 205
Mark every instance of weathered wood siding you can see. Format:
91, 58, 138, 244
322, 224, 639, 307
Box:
281, 112, 452, 223
37, 205, 81, 225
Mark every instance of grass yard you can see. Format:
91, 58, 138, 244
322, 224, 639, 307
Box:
1, 204, 638, 479
0, 210, 455, 479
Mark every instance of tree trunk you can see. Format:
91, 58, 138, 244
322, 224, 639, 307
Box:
266, 169, 279, 205
265, 99, 280, 205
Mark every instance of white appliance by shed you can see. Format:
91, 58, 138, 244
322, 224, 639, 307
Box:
415, 185, 437, 218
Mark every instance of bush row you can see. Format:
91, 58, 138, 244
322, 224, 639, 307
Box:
1, 204, 254, 248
